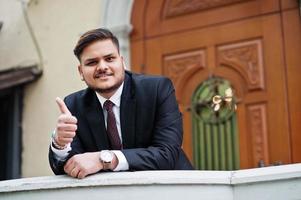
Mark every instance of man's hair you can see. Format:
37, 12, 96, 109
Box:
73, 28, 120, 62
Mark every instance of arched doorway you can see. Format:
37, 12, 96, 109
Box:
192, 77, 240, 170
130, 0, 301, 169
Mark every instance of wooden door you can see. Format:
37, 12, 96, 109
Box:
130, 0, 301, 169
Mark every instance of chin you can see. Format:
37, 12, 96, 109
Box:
87, 78, 123, 94
92, 84, 119, 94
95, 88, 116, 94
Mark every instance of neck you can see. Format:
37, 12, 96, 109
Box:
97, 90, 116, 99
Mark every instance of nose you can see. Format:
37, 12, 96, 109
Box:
96, 60, 108, 71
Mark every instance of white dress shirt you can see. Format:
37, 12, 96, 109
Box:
51, 82, 129, 171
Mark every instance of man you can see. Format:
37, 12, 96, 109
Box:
49, 28, 193, 179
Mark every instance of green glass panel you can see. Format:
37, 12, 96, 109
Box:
232, 115, 240, 170
212, 125, 219, 170
219, 123, 226, 170
225, 120, 233, 170
191, 77, 240, 171
200, 122, 206, 170
205, 124, 212, 170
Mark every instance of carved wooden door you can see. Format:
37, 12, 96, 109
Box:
130, 0, 301, 169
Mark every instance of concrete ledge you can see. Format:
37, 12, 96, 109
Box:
0, 163, 301, 200
231, 163, 301, 184
0, 171, 232, 192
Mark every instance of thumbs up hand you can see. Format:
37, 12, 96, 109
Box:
53, 97, 78, 148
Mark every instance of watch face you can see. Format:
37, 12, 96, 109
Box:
100, 151, 113, 163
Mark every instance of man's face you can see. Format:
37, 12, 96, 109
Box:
78, 39, 125, 98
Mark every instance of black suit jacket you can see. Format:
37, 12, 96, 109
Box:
49, 71, 193, 174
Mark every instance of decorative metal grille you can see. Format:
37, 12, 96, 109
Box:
192, 77, 240, 170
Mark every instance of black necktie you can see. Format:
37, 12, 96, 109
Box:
103, 100, 122, 150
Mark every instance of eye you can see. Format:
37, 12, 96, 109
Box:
105, 56, 115, 62
85, 61, 98, 66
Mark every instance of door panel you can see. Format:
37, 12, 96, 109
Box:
143, 14, 290, 168
281, 0, 298, 10
142, 0, 280, 38
282, 9, 301, 162
130, 0, 301, 169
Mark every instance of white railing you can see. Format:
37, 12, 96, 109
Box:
1, 163, 301, 200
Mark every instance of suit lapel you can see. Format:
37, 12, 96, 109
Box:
120, 72, 136, 148
84, 89, 110, 150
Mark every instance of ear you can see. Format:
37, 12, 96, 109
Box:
121, 56, 127, 70
78, 65, 84, 81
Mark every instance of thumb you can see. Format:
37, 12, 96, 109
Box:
56, 97, 71, 115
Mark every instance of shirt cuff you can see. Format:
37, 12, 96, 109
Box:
111, 150, 129, 171
50, 140, 71, 161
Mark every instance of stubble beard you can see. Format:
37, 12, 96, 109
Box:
94, 79, 123, 94
87, 74, 124, 96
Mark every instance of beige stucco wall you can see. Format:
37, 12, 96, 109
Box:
0, 0, 39, 71
21, 0, 102, 177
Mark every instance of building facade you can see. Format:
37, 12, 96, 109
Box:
0, 0, 300, 180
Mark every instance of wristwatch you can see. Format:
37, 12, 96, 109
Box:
99, 150, 114, 170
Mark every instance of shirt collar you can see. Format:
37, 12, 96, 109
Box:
95, 82, 124, 108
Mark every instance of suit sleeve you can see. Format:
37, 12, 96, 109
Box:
48, 135, 85, 175
122, 78, 183, 170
